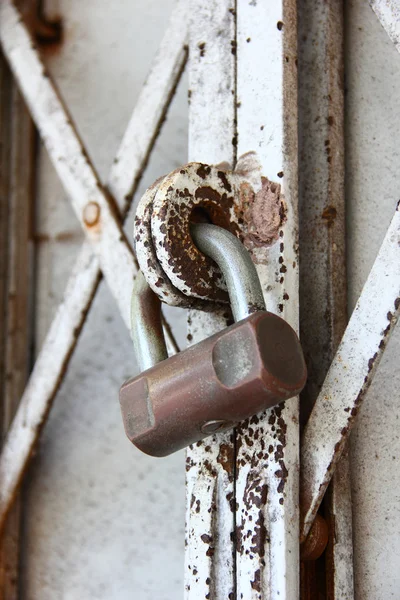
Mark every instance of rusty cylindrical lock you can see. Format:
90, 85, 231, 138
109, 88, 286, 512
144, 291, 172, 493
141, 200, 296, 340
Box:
120, 224, 307, 457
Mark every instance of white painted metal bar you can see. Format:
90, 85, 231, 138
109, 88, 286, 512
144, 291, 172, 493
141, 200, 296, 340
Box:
185, 2, 236, 597
0, 248, 99, 532
326, 448, 354, 598
370, 0, 400, 52
235, 2, 299, 598
1, 0, 182, 331
0, 1, 187, 531
301, 201, 400, 540
0, 0, 134, 326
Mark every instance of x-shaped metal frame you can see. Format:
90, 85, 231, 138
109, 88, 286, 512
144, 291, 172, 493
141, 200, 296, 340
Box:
0, 0, 186, 527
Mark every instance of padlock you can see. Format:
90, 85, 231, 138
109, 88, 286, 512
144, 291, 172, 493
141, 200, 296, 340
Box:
120, 224, 307, 457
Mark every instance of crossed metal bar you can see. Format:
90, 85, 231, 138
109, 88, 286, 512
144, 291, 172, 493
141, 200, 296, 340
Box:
0, 0, 186, 528
0, 0, 399, 586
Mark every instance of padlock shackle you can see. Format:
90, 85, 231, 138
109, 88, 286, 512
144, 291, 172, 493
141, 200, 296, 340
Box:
131, 271, 168, 371
131, 224, 266, 371
191, 223, 266, 322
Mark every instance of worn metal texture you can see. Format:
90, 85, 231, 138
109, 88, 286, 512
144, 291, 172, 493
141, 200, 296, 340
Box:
134, 178, 191, 308
20, 0, 188, 598
0, 0, 186, 532
301, 201, 400, 539
190, 223, 266, 321
0, 0, 137, 327
187, 1, 300, 597
234, 2, 300, 598
135, 163, 244, 308
297, 0, 354, 597
185, 1, 237, 597
152, 164, 242, 302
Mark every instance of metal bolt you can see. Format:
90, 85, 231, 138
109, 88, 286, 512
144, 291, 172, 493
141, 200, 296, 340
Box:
300, 514, 329, 561
83, 201, 101, 226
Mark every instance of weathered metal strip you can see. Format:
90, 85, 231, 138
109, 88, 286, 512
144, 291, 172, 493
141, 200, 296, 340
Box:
325, 448, 354, 599
0, 55, 35, 600
0, 56, 12, 443
1, 0, 164, 329
298, 1, 354, 597
185, 2, 237, 597
301, 202, 400, 540
0, 0, 133, 326
0, 83, 34, 600
0, 2, 187, 531
0, 247, 101, 532
369, 0, 400, 52
235, 1, 300, 597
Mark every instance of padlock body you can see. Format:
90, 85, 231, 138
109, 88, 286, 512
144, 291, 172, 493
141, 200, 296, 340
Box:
120, 311, 306, 457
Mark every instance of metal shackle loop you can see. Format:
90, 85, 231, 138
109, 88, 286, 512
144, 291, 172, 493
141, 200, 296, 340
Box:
131, 224, 266, 371
190, 223, 266, 322
131, 271, 168, 372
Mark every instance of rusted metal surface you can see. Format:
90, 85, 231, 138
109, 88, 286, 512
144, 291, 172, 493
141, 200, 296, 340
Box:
136, 162, 283, 309
0, 0, 186, 531
298, 0, 353, 597
301, 201, 400, 540
300, 515, 329, 562
190, 223, 266, 321
151, 164, 241, 302
298, 0, 347, 426
0, 57, 12, 444
135, 178, 190, 308
234, 1, 300, 597
185, 1, 237, 597
370, 0, 400, 52
135, 163, 242, 309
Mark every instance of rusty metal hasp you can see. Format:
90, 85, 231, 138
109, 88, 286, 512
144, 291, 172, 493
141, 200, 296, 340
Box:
120, 179, 307, 456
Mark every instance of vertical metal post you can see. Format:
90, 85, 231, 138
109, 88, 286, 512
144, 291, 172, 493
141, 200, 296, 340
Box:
186, 1, 300, 597
185, 3, 237, 598
298, 1, 354, 597
235, 2, 299, 597
0, 59, 35, 600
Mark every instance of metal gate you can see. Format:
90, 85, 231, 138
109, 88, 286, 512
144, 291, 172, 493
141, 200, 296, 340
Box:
0, 0, 400, 598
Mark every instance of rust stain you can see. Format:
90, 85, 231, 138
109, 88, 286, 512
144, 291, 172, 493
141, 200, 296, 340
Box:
198, 42, 206, 58
155, 167, 241, 302
19, 2, 63, 53
321, 205, 337, 226
217, 443, 234, 476
251, 568, 261, 592
83, 201, 101, 227
300, 514, 329, 561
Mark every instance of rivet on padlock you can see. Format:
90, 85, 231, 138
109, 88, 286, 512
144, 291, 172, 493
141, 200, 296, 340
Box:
120, 223, 307, 457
